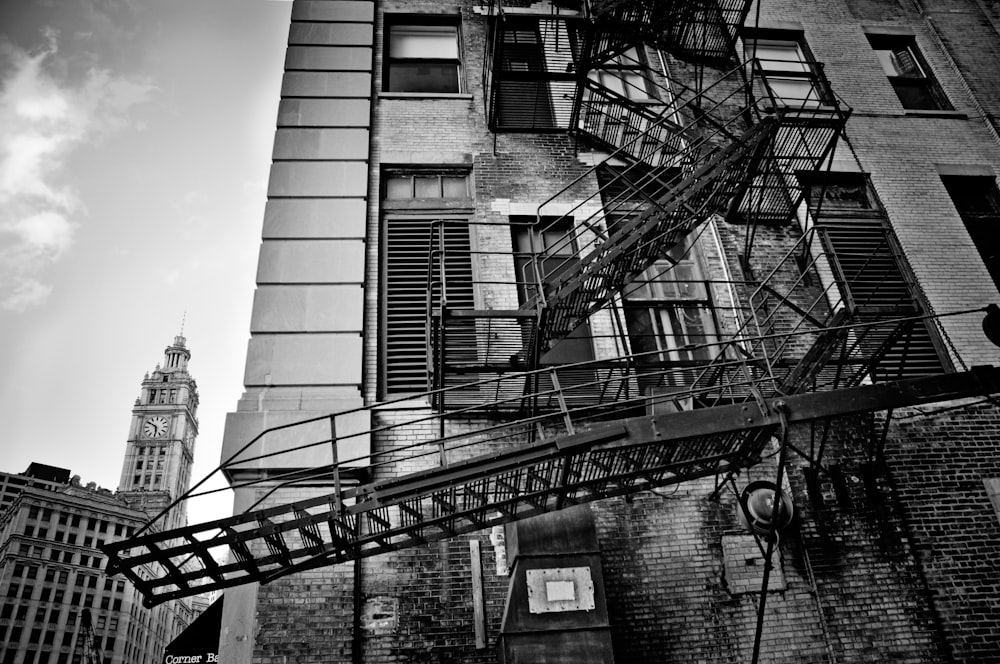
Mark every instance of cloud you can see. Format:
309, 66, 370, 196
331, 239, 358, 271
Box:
1, 279, 53, 313
0, 30, 154, 312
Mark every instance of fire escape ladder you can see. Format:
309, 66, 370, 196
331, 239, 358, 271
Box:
533, 118, 776, 352
101, 367, 1000, 607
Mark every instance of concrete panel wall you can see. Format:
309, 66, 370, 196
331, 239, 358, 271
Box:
272, 128, 369, 160
251, 285, 363, 331
267, 161, 367, 197
277, 98, 371, 127
224, 0, 375, 512
262, 198, 366, 238
244, 333, 362, 386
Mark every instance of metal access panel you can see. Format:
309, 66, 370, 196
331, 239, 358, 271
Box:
526, 567, 596, 614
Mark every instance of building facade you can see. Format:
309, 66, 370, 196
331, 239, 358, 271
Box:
0, 484, 192, 664
0, 338, 201, 664
102, 1, 1000, 662
0, 466, 71, 517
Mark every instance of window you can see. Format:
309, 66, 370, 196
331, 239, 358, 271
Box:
590, 47, 652, 101
745, 35, 827, 109
385, 172, 470, 200
381, 169, 473, 395
942, 175, 1000, 291
512, 216, 596, 369
384, 19, 461, 93
623, 241, 719, 380
804, 172, 946, 378
867, 34, 951, 110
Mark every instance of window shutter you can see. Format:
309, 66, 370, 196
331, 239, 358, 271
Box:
384, 218, 473, 394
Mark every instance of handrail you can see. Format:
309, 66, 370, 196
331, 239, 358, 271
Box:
130, 303, 989, 544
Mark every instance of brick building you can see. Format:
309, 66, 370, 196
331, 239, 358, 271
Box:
103, 1, 1000, 662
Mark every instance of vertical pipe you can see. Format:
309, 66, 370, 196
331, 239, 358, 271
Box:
352, 509, 364, 664
750, 404, 791, 664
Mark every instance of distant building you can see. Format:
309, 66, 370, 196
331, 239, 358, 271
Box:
0, 465, 70, 516
0, 336, 203, 664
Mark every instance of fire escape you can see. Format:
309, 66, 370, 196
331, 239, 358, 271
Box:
103, 0, 998, 634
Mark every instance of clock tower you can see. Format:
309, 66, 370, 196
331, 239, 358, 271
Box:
117, 334, 199, 532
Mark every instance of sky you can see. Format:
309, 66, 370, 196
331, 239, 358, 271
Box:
0, 0, 293, 526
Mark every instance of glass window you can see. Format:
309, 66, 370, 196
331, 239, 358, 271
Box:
867, 35, 951, 110
942, 175, 1000, 292
384, 171, 470, 200
385, 21, 461, 93
745, 37, 827, 109
590, 48, 651, 101
624, 241, 719, 367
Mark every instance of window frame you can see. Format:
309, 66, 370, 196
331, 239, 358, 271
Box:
383, 16, 463, 94
379, 168, 474, 398
622, 241, 720, 367
866, 34, 952, 111
942, 174, 1000, 293
589, 47, 654, 102
743, 32, 831, 110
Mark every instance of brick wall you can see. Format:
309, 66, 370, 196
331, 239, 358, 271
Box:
884, 400, 1000, 662
239, 1, 1000, 663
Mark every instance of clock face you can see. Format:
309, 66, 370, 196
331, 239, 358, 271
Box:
143, 416, 169, 438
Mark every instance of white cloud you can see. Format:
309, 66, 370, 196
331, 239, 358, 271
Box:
0, 31, 154, 311
1, 279, 53, 313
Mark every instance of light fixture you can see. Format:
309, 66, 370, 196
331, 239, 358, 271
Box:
737, 480, 794, 538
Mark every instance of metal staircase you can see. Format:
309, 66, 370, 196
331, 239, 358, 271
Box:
102, 367, 1000, 607
432, 0, 850, 408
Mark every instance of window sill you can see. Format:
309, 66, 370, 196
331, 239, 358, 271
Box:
380, 92, 474, 100
902, 109, 968, 119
